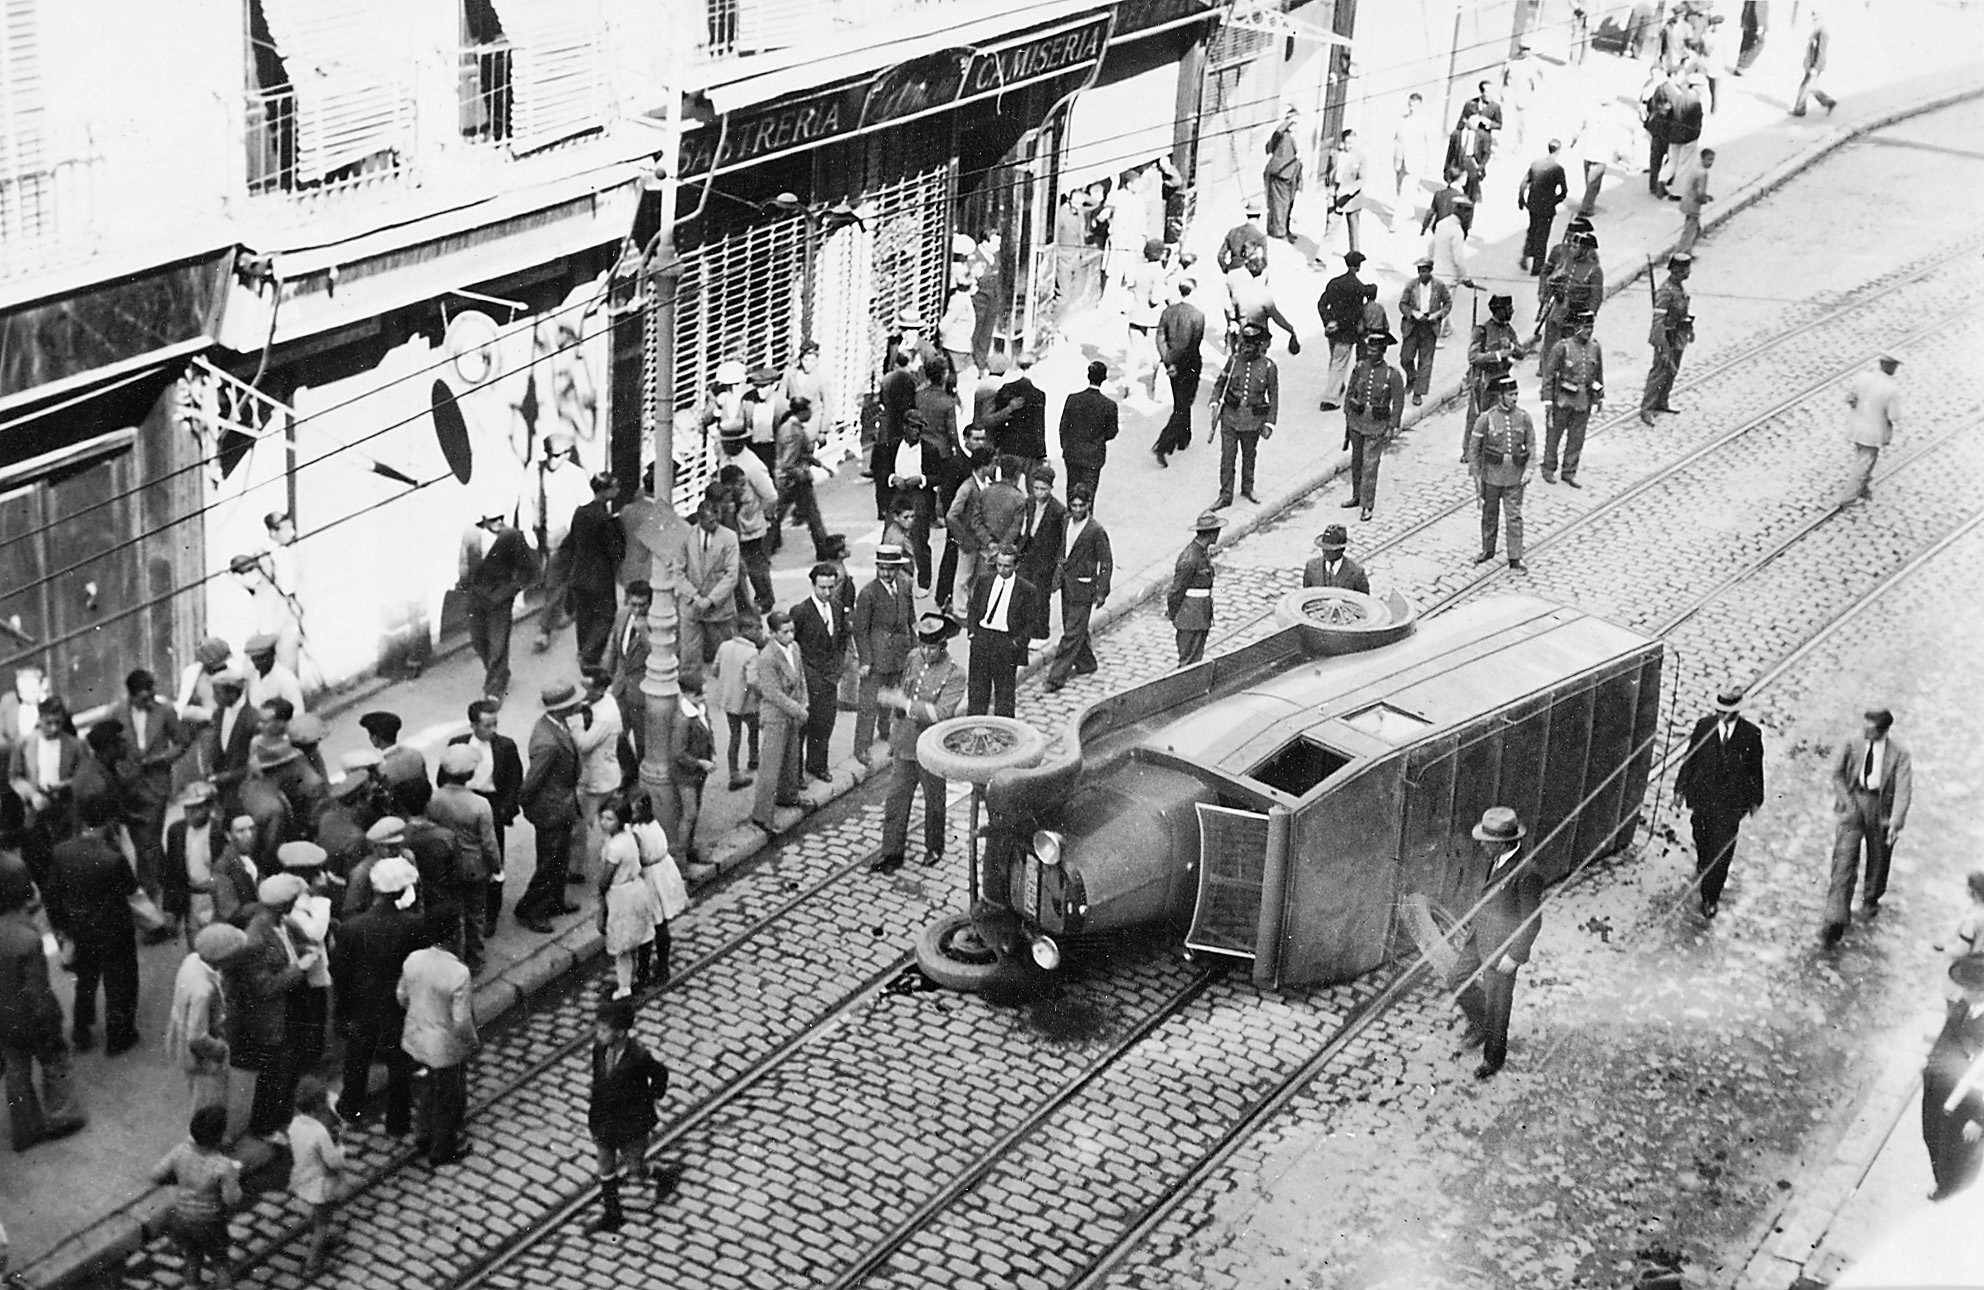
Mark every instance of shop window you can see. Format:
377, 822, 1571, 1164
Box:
1251, 736, 1352, 797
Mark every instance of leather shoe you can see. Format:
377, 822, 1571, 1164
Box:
1472, 551, 1496, 565
105, 1031, 140, 1057
1153, 450, 1169, 468
559, 901, 583, 915
1821, 921, 1845, 947
1458, 1025, 1485, 1050
29, 1117, 87, 1148
1474, 1061, 1502, 1080
1319, 401, 1340, 412
1639, 411, 1657, 426
1508, 559, 1528, 572
1563, 476, 1582, 489
1542, 470, 1556, 484
1211, 494, 1232, 510
1359, 509, 1372, 523
1241, 491, 1260, 503
522, 918, 555, 934
921, 849, 944, 866
870, 854, 904, 874
430, 1145, 473, 1167
70, 1027, 93, 1053
1339, 498, 1360, 509
728, 775, 753, 791
1044, 680, 1065, 693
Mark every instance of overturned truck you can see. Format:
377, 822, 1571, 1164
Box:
915, 591, 1665, 992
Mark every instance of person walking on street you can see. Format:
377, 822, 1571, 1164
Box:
1216, 200, 1269, 274
792, 563, 850, 784
564, 472, 626, 668
773, 397, 836, 560
874, 614, 968, 874
1516, 141, 1569, 274
1397, 257, 1452, 407
965, 544, 1039, 719
1223, 245, 1302, 355
1, 852, 86, 1150
1316, 252, 1367, 411
398, 910, 478, 1166
51, 795, 140, 1055
1791, 10, 1837, 116
1169, 512, 1222, 667
1302, 525, 1370, 592
1390, 92, 1441, 232
1208, 321, 1279, 511
1454, 807, 1542, 1079
287, 1076, 346, 1276
1340, 332, 1405, 523
1263, 107, 1303, 241
148, 1105, 242, 1289
1323, 128, 1369, 257
1539, 309, 1604, 487
1058, 361, 1120, 504
1674, 686, 1767, 919
585, 997, 673, 1234
1535, 220, 1602, 361
750, 611, 809, 835
330, 855, 420, 1133
1465, 375, 1536, 572
986, 350, 1049, 469
721, 432, 778, 613
1922, 955, 1984, 1201
1045, 490, 1112, 692
458, 512, 537, 700
852, 545, 917, 762
516, 682, 585, 934
1641, 253, 1695, 425
1822, 707, 1912, 945
1154, 280, 1206, 464
1839, 354, 1901, 507
1677, 147, 1716, 252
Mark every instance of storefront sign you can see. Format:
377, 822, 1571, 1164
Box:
1110, 0, 1214, 39
960, 13, 1111, 99
679, 80, 871, 179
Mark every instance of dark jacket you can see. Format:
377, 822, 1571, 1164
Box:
791, 593, 851, 680
0, 906, 62, 1046
966, 571, 1043, 649
1057, 388, 1119, 471
212, 844, 260, 928
161, 815, 226, 920
852, 576, 917, 677
669, 704, 716, 787
987, 376, 1049, 461
1468, 853, 1544, 967
227, 906, 305, 1052
1056, 517, 1113, 606
49, 830, 135, 937
331, 901, 423, 1036
207, 700, 257, 801
1156, 301, 1207, 370
405, 816, 463, 907
448, 731, 524, 826
1674, 715, 1766, 819
520, 715, 580, 829
1016, 496, 1067, 638
1301, 554, 1370, 593
878, 364, 918, 451
1518, 157, 1568, 212
565, 498, 626, 595
588, 1036, 670, 1147
462, 524, 537, 605
1317, 270, 1366, 340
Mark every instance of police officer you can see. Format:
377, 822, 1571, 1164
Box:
873, 613, 967, 875
1640, 251, 1694, 425
1464, 374, 1536, 571
1536, 220, 1603, 360
1465, 294, 1526, 459
1538, 309, 1604, 487
1340, 331, 1406, 523
1169, 512, 1222, 666
1207, 320, 1279, 509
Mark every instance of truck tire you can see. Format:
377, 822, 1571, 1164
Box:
916, 716, 1049, 784
915, 912, 1006, 992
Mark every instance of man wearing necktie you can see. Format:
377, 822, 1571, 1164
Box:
965, 545, 1039, 717
681, 503, 740, 677
1454, 807, 1541, 1079
1674, 685, 1766, 919
1046, 490, 1112, 692
1824, 707, 1912, 944
791, 565, 850, 783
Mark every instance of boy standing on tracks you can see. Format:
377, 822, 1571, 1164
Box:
587, 997, 673, 1235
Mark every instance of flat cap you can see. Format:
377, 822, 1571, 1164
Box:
365, 816, 407, 846
277, 840, 327, 871
244, 632, 279, 655
439, 744, 480, 778
256, 873, 308, 908
368, 854, 419, 895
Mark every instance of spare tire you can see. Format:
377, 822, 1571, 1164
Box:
915, 912, 1006, 992
1274, 587, 1417, 655
917, 715, 1049, 784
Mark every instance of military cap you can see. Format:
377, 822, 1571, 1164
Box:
1490, 374, 1520, 394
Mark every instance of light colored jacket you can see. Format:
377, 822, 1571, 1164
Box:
397, 946, 478, 1068
572, 693, 624, 795
1845, 369, 1899, 448
286, 1112, 344, 1205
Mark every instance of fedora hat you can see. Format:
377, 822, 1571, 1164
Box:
1315, 525, 1349, 551
1713, 686, 1745, 713
249, 733, 301, 771
1193, 510, 1225, 533
541, 680, 581, 711
915, 612, 958, 644
177, 780, 218, 808
1472, 806, 1527, 843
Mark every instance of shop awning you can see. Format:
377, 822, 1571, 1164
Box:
1219, 0, 1353, 47
487, 0, 611, 155
256, 0, 410, 183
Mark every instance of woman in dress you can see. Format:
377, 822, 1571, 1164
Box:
595, 799, 656, 999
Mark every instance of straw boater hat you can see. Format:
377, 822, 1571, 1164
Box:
1713, 686, 1745, 713
894, 308, 928, 332
1193, 511, 1225, 533
875, 543, 912, 568
1472, 806, 1526, 844
1315, 525, 1349, 552
541, 680, 581, 712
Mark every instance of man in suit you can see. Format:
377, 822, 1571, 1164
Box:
1169, 512, 1222, 667
459, 512, 537, 700
449, 699, 523, 938
1015, 464, 1067, 643
1263, 106, 1303, 240
1057, 361, 1120, 504
49, 796, 140, 1055
874, 614, 968, 874
1823, 707, 1913, 944
791, 564, 850, 783
966, 545, 1039, 718
516, 682, 584, 934
1539, 309, 1605, 488
1516, 140, 1569, 274
1455, 807, 1542, 1079
331, 855, 422, 1133
1922, 955, 1984, 1201
9, 697, 82, 912
985, 350, 1049, 467
1046, 489, 1112, 692
602, 580, 652, 771
750, 611, 810, 834
1674, 686, 1767, 919
428, 746, 501, 972
564, 472, 626, 667
1302, 525, 1370, 592
161, 781, 224, 947
397, 911, 478, 1166
1839, 354, 1901, 507
1154, 280, 1206, 465
1465, 374, 1536, 571
1316, 252, 1367, 411
852, 545, 917, 761
117, 668, 188, 918
680, 503, 738, 673
1397, 256, 1452, 407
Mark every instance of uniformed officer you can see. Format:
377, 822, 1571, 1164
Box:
873, 613, 967, 875
1536, 221, 1603, 360
1168, 512, 1223, 666
1464, 374, 1536, 571
1208, 320, 1279, 509
1340, 331, 1406, 523
1538, 309, 1604, 486
1640, 251, 1694, 425
1465, 294, 1526, 459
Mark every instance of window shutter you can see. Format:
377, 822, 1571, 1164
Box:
257, 0, 408, 184
0, 0, 47, 243
491, 0, 608, 155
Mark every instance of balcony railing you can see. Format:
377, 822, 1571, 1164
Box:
244, 83, 410, 203
698, 0, 969, 61
0, 153, 102, 282
459, 44, 514, 146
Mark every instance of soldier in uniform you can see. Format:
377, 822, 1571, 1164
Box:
873, 613, 967, 875
1538, 309, 1604, 487
1640, 251, 1694, 425
1168, 512, 1223, 667
1464, 374, 1536, 571
1465, 295, 1527, 459
1207, 321, 1279, 510
1535, 219, 1603, 361
1340, 331, 1406, 523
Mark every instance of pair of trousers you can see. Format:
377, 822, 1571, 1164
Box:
1218, 428, 1260, 499
1264, 173, 1298, 239
1647, 136, 1669, 192
5, 1036, 80, 1148
1176, 629, 1208, 667
1840, 444, 1879, 505
726, 712, 759, 778
595, 1132, 651, 1182
853, 669, 900, 752
1478, 481, 1526, 560
800, 666, 839, 780
967, 633, 1022, 717
1643, 344, 1684, 411
417, 1062, 468, 1162
1347, 432, 1385, 509
70, 924, 138, 1041
1691, 809, 1744, 908
938, 538, 971, 609
517, 818, 575, 920
752, 719, 802, 828
1521, 206, 1557, 267
1792, 71, 1835, 114
465, 594, 516, 698
1458, 964, 1519, 1071
1578, 160, 1605, 216
880, 758, 947, 859
1157, 362, 1201, 454
1544, 407, 1590, 478
1922, 1080, 1984, 1198
571, 587, 618, 667
1047, 596, 1097, 685
1826, 788, 1892, 927
1323, 341, 1356, 405
249, 1040, 300, 1136
1678, 210, 1703, 252
682, 616, 733, 671
773, 479, 832, 557
1400, 324, 1438, 397
1065, 463, 1102, 505
338, 1020, 413, 1133
736, 538, 774, 615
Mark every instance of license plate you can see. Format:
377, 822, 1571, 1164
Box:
1019, 857, 1040, 918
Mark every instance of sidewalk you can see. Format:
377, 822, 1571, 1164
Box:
9, 8, 1984, 1282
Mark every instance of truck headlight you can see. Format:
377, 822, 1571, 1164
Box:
1030, 934, 1062, 970
1032, 829, 1065, 867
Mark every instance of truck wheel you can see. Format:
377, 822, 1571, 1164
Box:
1274, 587, 1417, 654
915, 912, 1006, 992
916, 716, 1049, 784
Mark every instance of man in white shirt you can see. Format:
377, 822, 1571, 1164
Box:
243, 633, 305, 718
1824, 707, 1913, 944
1840, 354, 1901, 507
572, 667, 625, 880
